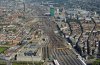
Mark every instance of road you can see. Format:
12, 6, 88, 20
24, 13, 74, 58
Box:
86, 17, 97, 55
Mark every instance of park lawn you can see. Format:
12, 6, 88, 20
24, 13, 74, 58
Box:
0, 62, 6, 65
0, 63, 7, 65
0, 47, 8, 53
92, 59, 100, 65
12, 62, 43, 65
0, 63, 6, 65
12, 62, 33, 65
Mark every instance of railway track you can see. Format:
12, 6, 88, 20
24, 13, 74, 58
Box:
50, 47, 85, 65
36, 10, 85, 65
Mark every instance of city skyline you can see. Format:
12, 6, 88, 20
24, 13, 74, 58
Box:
0, 0, 100, 65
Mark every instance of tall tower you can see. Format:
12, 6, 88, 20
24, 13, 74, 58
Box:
50, 6, 55, 16
23, 2, 25, 12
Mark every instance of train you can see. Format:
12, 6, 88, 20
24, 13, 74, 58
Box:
53, 59, 60, 65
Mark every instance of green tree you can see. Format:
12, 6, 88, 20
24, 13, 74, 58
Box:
92, 59, 100, 65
